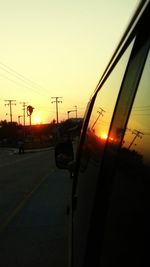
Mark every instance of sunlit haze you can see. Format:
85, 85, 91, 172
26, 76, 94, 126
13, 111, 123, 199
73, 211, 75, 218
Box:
0, 0, 139, 124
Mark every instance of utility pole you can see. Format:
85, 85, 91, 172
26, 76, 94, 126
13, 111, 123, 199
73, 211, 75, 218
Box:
18, 115, 23, 125
74, 105, 77, 118
4, 100, 16, 122
91, 107, 106, 129
20, 102, 28, 127
128, 129, 144, 149
51, 97, 62, 124
67, 109, 77, 119
67, 110, 71, 119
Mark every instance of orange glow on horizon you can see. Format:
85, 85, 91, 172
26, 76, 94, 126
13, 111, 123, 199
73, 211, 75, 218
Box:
99, 133, 115, 142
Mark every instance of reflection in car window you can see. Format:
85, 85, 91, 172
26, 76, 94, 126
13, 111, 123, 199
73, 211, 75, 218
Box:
80, 41, 134, 171
123, 51, 150, 165
73, 41, 135, 267
100, 51, 150, 266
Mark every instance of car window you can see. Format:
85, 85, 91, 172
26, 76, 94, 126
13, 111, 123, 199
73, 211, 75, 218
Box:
74, 5, 150, 265
79, 40, 135, 173
73, 3, 150, 267
100, 48, 150, 267
72, 40, 135, 267
123, 51, 150, 164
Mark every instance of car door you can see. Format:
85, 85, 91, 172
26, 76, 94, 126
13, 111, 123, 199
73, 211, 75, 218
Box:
100, 19, 150, 267
71, 2, 150, 267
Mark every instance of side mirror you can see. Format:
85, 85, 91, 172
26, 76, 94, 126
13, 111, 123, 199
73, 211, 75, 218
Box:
55, 140, 74, 169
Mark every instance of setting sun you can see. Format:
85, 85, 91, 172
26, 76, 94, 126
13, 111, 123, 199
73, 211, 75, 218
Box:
100, 133, 115, 142
100, 133, 108, 140
33, 115, 42, 125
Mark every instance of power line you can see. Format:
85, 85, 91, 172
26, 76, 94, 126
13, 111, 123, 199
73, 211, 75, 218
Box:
0, 61, 48, 92
0, 61, 50, 97
132, 113, 150, 116
133, 105, 150, 110
0, 72, 48, 98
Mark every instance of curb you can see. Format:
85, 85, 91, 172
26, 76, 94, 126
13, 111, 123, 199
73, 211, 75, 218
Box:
12, 146, 54, 154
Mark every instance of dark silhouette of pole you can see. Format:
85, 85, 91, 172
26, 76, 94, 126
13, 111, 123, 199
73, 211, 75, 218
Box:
20, 102, 28, 138
18, 115, 23, 124
20, 102, 28, 127
91, 107, 106, 129
67, 109, 77, 119
74, 105, 77, 118
51, 97, 62, 124
67, 110, 71, 119
128, 129, 144, 149
4, 100, 16, 122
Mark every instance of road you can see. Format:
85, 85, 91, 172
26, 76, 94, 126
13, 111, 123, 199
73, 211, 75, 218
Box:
0, 147, 72, 267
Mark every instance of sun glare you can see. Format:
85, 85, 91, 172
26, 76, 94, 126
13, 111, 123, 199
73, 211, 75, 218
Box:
100, 133, 108, 140
33, 115, 42, 125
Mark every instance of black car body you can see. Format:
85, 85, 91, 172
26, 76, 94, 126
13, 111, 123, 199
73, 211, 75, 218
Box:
55, 1, 150, 266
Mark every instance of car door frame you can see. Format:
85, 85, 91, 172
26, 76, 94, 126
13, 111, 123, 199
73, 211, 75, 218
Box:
70, 1, 150, 267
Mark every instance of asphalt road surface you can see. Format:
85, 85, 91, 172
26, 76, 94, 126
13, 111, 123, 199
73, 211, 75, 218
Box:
0, 147, 72, 267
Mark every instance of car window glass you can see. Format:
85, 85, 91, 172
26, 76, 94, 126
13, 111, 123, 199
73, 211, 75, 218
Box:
73, 40, 135, 267
100, 49, 150, 267
122, 50, 150, 165
80, 40, 134, 171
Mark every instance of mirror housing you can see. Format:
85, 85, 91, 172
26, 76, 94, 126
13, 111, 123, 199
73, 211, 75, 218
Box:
55, 139, 74, 169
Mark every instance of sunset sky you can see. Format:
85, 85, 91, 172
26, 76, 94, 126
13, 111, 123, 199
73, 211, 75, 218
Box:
0, 0, 139, 125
